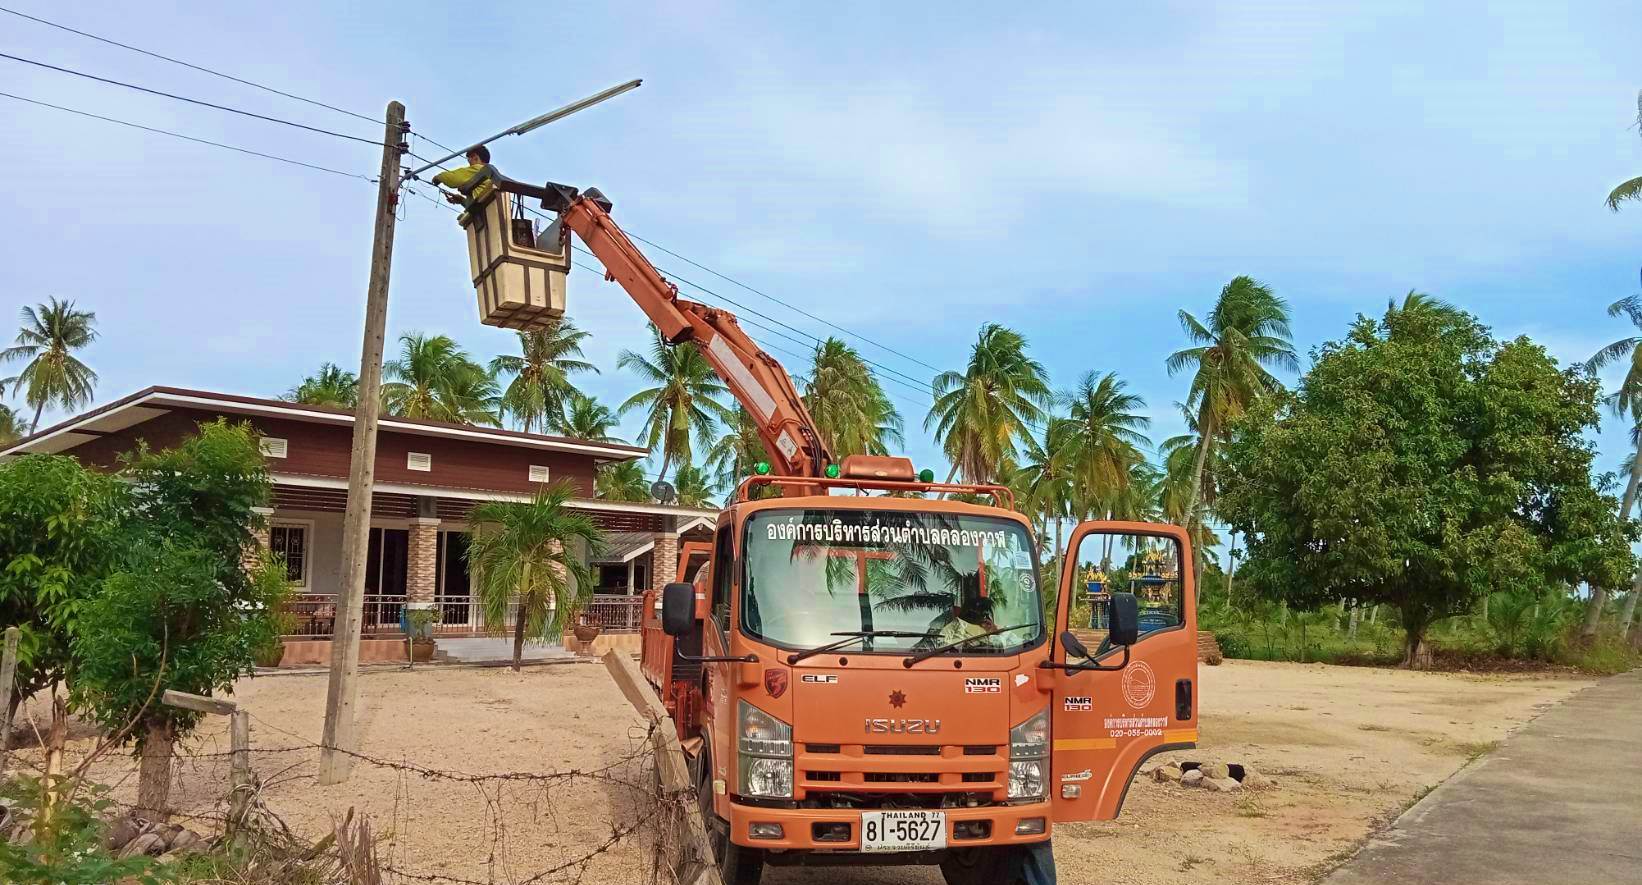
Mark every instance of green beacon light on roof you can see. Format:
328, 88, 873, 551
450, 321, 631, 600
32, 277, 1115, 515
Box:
824, 463, 841, 479
753, 461, 772, 475
918, 468, 936, 483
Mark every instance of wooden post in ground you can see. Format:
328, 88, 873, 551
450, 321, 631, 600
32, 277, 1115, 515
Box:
160, 691, 251, 827
602, 650, 723, 885
320, 100, 409, 785
229, 710, 252, 830
0, 626, 18, 771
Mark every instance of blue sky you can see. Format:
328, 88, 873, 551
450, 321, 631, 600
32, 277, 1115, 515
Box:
3, 1, 1640, 492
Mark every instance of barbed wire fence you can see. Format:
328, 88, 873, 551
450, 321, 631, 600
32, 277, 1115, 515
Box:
5, 687, 700, 885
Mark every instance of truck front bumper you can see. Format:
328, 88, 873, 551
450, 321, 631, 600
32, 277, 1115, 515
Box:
728, 800, 1052, 853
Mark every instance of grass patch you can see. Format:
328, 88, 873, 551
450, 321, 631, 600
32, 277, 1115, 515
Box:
1357, 723, 1392, 732
1455, 739, 1500, 761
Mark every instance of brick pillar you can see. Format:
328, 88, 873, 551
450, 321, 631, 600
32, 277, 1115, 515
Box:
244, 506, 274, 574
653, 532, 680, 586
407, 517, 440, 605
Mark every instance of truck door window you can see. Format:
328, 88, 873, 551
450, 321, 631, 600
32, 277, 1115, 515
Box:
711, 526, 734, 631
1073, 533, 1183, 640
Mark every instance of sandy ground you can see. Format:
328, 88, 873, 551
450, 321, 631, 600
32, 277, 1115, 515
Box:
30, 659, 1590, 885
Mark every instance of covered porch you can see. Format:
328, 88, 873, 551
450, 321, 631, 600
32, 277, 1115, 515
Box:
258, 476, 712, 663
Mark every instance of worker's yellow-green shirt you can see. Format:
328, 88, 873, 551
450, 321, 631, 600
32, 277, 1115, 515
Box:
432, 163, 494, 201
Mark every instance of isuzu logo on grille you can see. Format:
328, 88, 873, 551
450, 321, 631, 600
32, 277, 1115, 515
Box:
864, 718, 942, 734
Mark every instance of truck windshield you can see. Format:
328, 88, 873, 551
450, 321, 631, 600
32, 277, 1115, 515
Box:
742, 509, 1044, 655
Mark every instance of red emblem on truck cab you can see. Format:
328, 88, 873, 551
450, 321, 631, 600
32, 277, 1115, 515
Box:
764, 669, 788, 699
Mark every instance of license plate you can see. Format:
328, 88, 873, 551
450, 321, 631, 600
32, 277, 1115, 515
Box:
859, 810, 947, 853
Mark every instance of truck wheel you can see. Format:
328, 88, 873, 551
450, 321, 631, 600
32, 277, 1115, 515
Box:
943, 842, 1055, 885
695, 749, 764, 885
941, 847, 1005, 885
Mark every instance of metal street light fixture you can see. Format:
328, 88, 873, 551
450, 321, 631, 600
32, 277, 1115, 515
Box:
407, 78, 641, 178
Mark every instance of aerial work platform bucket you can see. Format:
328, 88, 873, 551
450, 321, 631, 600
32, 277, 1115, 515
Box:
460, 189, 570, 331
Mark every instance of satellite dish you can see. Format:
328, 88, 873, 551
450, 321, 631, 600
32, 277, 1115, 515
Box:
650, 480, 676, 504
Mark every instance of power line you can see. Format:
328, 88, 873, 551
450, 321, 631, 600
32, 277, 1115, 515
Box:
0, 5, 469, 158
0, 50, 387, 147
6, 8, 937, 386
0, 5, 378, 126
622, 229, 942, 374
2, 9, 934, 386
0, 90, 377, 180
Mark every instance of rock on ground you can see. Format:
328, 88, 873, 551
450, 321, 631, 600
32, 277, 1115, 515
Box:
1181, 769, 1205, 787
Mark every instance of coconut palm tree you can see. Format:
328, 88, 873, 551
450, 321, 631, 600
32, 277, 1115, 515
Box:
467, 481, 604, 671
1165, 276, 1297, 534
1606, 91, 1642, 211
617, 329, 735, 481
491, 321, 597, 434
1, 298, 98, 432
926, 324, 1053, 484
558, 391, 623, 442
596, 460, 651, 502
1063, 371, 1151, 510
1586, 292, 1642, 636
0, 402, 22, 444
284, 362, 359, 408
672, 464, 717, 508
803, 337, 904, 457
705, 406, 765, 493
382, 333, 500, 425
1013, 417, 1077, 557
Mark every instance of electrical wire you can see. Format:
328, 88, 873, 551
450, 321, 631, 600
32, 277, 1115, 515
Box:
5, 5, 937, 386
0, 4, 470, 157
0, 5, 380, 126
623, 229, 942, 373
509, 202, 941, 396
0, 50, 388, 146
4, 7, 936, 387
0, 90, 377, 180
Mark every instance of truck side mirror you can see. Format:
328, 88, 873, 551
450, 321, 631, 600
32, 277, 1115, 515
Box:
1108, 592, 1140, 647
661, 582, 696, 636
1061, 631, 1091, 660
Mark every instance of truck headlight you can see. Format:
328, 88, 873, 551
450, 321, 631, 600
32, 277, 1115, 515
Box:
1009, 760, 1046, 800
1008, 710, 1049, 800
737, 700, 793, 798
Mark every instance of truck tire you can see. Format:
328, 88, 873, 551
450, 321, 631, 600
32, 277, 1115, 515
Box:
942, 841, 1056, 885
695, 749, 764, 885
941, 847, 1006, 885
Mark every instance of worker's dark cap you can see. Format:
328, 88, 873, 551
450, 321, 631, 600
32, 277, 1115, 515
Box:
468, 145, 491, 163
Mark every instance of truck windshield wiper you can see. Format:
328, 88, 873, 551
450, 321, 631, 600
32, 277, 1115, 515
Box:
786, 630, 934, 665
902, 624, 1036, 668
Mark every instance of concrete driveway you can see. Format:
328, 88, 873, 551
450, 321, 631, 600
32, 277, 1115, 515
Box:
1324, 668, 1642, 884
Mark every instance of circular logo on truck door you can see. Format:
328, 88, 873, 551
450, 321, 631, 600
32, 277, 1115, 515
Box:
1121, 660, 1156, 710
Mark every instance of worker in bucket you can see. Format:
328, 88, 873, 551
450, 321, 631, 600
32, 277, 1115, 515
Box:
433, 145, 496, 207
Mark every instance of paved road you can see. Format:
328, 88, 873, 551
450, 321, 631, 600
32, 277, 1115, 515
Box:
1325, 668, 1642, 885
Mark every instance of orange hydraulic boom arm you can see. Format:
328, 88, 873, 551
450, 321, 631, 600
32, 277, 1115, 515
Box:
540, 183, 833, 483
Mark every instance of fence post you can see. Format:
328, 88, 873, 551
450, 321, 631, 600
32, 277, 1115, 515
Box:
229, 710, 252, 828
0, 626, 18, 771
602, 650, 724, 885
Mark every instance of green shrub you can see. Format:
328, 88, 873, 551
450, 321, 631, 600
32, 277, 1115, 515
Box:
0, 775, 170, 885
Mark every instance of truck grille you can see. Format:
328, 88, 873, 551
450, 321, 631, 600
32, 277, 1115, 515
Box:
794, 743, 1007, 802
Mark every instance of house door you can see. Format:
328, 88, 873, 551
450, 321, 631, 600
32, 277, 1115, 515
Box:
438, 531, 473, 626
364, 528, 409, 631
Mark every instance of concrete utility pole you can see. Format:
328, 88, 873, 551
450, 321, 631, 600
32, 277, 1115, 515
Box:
319, 101, 407, 784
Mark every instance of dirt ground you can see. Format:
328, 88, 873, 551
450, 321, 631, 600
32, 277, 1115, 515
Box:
32, 659, 1590, 885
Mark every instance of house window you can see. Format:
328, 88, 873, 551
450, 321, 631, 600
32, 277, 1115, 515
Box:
529, 464, 550, 483
259, 437, 288, 458
407, 452, 432, 472
269, 523, 310, 587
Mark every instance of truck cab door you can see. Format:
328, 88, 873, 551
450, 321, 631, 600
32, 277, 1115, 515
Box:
1049, 521, 1198, 822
